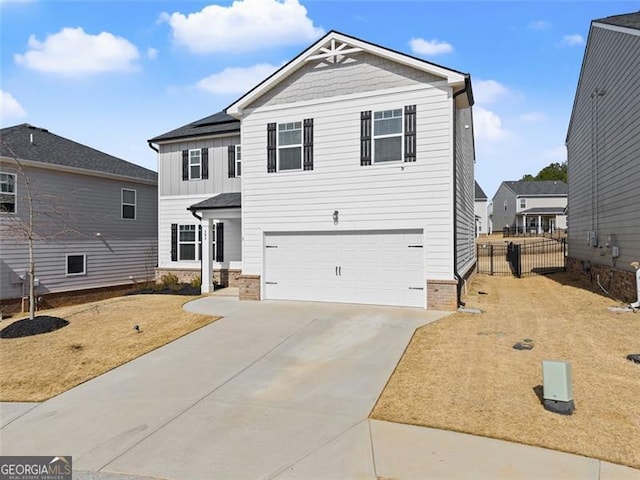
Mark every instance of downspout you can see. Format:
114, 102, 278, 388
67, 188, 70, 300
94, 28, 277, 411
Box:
452, 77, 471, 308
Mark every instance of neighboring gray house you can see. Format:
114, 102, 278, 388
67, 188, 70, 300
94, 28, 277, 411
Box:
0, 124, 158, 305
565, 11, 640, 302
474, 181, 489, 236
152, 30, 476, 310
490, 180, 567, 234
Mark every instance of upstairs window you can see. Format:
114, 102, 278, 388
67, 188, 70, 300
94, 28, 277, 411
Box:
373, 109, 403, 163
236, 145, 242, 177
520, 198, 527, 209
122, 189, 136, 219
189, 149, 201, 180
278, 122, 302, 171
0, 172, 16, 213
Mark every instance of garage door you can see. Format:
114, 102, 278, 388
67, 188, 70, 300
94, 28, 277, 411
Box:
264, 230, 424, 308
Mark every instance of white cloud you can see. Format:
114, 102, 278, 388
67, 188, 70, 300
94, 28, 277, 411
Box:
147, 47, 158, 60
560, 34, 584, 46
409, 38, 453, 56
0, 90, 27, 120
474, 79, 509, 105
14, 27, 140, 75
473, 107, 508, 141
543, 145, 567, 162
197, 63, 279, 94
520, 111, 545, 122
163, 0, 324, 54
528, 20, 551, 30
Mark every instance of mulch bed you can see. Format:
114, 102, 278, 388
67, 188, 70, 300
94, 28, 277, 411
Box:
127, 284, 202, 296
1, 316, 69, 339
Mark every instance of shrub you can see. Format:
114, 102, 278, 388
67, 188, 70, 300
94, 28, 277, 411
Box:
190, 275, 202, 289
160, 273, 180, 289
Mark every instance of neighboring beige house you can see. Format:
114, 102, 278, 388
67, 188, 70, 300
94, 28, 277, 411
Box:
565, 11, 640, 303
490, 180, 567, 235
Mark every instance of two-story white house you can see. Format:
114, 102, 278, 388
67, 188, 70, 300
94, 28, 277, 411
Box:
151, 31, 476, 310
490, 180, 567, 235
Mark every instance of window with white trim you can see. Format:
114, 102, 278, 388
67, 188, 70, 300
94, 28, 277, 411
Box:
373, 109, 403, 163
66, 254, 86, 276
0, 172, 16, 213
520, 198, 526, 209
278, 122, 302, 171
235, 145, 242, 177
122, 188, 136, 219
179, 224, 201, 261
189, 149, 202, 180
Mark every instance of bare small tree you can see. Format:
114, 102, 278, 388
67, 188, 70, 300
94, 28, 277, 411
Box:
1, 147, 79, 320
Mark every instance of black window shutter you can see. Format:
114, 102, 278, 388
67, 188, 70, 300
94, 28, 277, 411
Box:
404, 105, 417, 162
228, 145, 236, 178
171, 224, 178, 261
303, 118, 314, 171
267, 123, 277, 173
201, 148, 209, 179
182, 150, 189, 180
360, 111, 372, 166
215, 222, 224, 262
198, 225, 202, 260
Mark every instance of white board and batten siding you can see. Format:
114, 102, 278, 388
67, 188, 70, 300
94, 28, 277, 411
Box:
0, 163, 157, 300
157, 137, 241, 270
567, 23, 640, 270
240, 81, 458, 306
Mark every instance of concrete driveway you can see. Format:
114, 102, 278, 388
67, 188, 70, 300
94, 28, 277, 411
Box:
0, 297, 447, 479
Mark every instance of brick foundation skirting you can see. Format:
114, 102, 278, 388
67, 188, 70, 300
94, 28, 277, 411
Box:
427, 279, 458, 311
156, 268, 242, 288
155, 268, 200, 284
566, 257, 638, 304
212, 269, 242, 288
0, 283, 137, 317
238, 275, 260, 301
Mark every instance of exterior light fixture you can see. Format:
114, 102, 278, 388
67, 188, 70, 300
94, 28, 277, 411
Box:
333, 210, 339, 224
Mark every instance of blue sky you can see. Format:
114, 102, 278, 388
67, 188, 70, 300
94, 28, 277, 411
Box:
1, 0, 638, 198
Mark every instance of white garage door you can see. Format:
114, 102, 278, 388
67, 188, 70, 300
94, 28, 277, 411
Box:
264, 230, 424, 308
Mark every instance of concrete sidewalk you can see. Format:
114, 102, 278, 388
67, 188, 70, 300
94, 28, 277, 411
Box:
1, 296, 638, 479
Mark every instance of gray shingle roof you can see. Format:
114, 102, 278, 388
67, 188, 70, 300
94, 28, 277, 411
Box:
0, 124, 157, 182
150, 111, 240, 143
503, 180, 567, 196
595, 11, 640, 30
475, 181, 487, 200
519, 207, 566, 215
188, 193, 241, 211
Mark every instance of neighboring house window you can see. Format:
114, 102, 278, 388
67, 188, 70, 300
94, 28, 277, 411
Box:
361, 106, 415, 165
178, 224, 201, 261
66, 254, 86, 276
373, 109, 403, 163
0, 172, 16, 213
278, 122, 302, 171
122, 189, 136, 219
520, 198, 526, 209
504, 201, 507, 211
236, 145, 242, 177
189, 149, 201, 180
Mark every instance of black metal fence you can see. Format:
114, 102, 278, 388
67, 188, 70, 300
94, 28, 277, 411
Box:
476, 239, 566, 278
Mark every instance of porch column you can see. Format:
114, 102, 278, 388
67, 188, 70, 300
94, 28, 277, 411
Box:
538, 215, 542, 235
201, 219, 213, 294
523, 214, 526, 234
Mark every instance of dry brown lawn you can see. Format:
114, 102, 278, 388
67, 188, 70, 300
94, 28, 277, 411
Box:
371, 273, 640, 469
0, 295, 218, 402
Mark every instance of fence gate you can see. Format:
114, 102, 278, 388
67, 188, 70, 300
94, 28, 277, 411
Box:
476, 239, 566, 278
